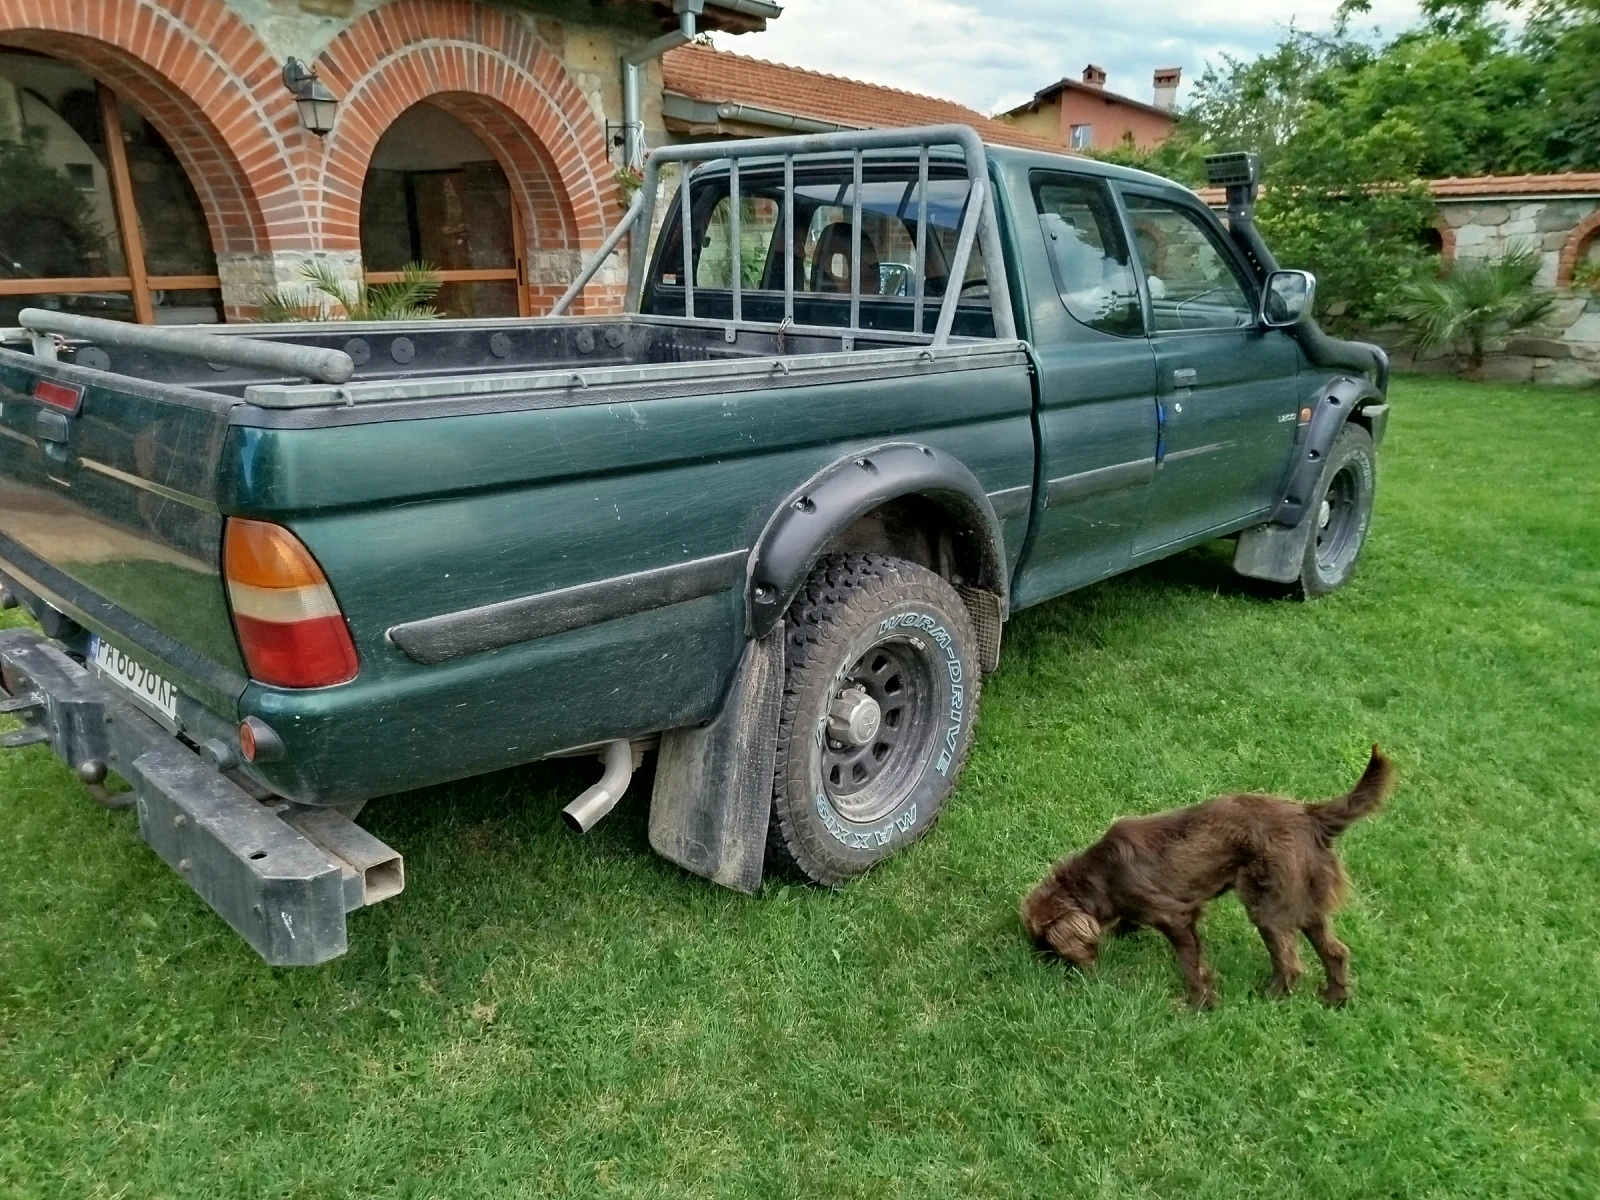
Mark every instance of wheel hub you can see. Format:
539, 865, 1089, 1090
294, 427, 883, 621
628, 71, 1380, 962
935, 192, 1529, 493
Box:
1319, 499, 1332, 529
828, 686, 882, 748
819, 638, 936, 814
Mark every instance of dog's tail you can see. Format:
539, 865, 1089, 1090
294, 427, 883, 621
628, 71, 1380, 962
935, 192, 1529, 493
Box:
1307, 746, 1394, 837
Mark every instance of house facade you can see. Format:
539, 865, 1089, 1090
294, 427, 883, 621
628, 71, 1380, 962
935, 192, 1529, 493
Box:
0, 0, 776, 325
998, 64, 1179, 153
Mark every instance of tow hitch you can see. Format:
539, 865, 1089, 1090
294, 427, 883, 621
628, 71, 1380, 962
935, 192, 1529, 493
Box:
0, 628, 402, 966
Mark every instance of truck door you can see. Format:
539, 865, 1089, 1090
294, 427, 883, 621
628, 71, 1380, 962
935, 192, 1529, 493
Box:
1011, 171, 1159, 607
1116, 189, 1300, 556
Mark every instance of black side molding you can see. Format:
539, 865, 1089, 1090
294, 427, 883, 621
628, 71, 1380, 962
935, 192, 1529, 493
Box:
387, 549, 748, 666
1045, 457, 1156, 507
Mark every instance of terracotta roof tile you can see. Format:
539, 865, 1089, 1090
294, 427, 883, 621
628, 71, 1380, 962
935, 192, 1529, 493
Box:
663, 45, 1064, 154
1429, 172, 1600, 198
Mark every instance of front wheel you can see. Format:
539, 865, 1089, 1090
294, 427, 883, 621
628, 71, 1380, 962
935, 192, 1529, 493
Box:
1295, 423, 1376, 597
768, 554, 981, 886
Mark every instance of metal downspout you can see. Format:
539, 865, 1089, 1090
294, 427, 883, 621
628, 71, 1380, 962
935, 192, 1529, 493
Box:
623, 1, 701, 171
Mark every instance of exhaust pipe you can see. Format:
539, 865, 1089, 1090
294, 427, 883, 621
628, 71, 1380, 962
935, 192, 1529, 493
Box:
562, 739, 636, 833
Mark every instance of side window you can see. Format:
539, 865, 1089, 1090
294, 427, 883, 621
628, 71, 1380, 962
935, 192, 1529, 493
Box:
694, 195, 779, 290
1121, 195, 1255, 332
1030, 172, 1142, 337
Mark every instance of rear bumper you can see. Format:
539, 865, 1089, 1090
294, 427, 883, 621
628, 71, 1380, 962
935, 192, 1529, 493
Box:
0, 628, 401, 966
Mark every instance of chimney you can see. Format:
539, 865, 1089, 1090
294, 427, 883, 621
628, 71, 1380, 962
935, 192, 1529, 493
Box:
1153, 67, 1182, 111
1081, 64, 1106, 89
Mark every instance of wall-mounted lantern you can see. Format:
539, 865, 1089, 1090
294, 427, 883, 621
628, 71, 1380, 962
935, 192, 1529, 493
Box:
282, 58, 338, 137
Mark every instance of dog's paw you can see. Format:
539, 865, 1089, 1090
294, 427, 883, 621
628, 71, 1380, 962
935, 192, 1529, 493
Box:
1187, 986, 1220, 1012
1265, 975, 1300, 999
1318, 984, 1350, 1008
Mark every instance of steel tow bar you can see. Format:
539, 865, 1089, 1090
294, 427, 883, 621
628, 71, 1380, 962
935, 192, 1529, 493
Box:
0, 628, 402, 965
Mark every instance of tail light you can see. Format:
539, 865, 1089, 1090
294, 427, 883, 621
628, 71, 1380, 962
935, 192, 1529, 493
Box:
223, 519, 359, 688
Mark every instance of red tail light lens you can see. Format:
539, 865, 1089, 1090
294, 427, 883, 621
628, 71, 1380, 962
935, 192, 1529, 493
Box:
223, 519, 358, 688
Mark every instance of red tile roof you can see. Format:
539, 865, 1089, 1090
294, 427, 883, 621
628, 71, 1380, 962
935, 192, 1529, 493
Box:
662, 44, 1064, 154
1429, 172, 1600, 198
1195, 172, 1600, 206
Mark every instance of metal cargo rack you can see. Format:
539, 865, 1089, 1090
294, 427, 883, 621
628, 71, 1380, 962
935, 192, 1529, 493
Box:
551, 123, 1019, 348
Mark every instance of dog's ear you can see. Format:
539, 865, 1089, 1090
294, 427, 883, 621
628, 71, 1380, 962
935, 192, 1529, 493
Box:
1020, 877, 1072, 940
1045, 909, 1102, 966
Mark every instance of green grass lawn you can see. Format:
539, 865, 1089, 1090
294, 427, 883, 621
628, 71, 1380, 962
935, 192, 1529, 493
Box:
2, 377, 1596, 1198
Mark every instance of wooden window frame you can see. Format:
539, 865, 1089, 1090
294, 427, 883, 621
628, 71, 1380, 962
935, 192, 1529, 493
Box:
0, 84, 221, 319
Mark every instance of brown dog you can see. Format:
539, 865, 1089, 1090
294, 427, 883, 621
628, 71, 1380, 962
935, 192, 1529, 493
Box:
1021, 747, 1394, 1008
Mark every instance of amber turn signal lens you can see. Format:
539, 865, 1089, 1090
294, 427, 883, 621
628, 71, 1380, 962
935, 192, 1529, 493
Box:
224, 518, 328, 590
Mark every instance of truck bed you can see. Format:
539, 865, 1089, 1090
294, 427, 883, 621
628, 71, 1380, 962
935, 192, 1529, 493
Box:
0, 311, 1034, 805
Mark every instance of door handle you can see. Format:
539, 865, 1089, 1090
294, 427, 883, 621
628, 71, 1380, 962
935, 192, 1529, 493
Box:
1172, 367, 1197, 388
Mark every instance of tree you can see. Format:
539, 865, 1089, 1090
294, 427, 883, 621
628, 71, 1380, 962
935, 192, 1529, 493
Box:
1254, 113, 1437, 331
1391, 245, 1557, 378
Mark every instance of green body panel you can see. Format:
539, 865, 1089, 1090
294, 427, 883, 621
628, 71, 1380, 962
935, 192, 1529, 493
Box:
0, 354, 245, 719
230, 364, 1035, 804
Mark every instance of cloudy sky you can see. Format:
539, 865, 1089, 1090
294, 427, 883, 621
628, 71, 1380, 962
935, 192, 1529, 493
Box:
712, 0, 1430, 116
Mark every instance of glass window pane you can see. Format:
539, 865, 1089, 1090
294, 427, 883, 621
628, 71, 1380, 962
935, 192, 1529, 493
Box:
119, 102, 216, 278
0, 290, 135, 327
152, 287, 222, 325
433, 280, 518, 319
0, 50, 127, 279
1032, 173, 1143, 337
695, 195, 778, 290
1123, 195, 1255, 332
666, 169, 988, 309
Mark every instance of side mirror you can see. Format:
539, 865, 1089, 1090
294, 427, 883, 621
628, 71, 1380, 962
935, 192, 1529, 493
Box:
1262, 269, 1316, 328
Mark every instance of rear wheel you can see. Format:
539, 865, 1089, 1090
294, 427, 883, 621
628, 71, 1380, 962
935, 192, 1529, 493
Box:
769, 554, 980, 886
1296, 423, 1376, 597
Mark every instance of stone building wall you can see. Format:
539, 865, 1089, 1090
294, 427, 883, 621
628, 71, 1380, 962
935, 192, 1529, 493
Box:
1385, 194, 1600, 385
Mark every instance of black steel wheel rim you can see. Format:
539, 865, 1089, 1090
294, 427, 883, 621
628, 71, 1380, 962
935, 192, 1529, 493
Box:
818, 636, 938, 823
1315, 465, 1362, 571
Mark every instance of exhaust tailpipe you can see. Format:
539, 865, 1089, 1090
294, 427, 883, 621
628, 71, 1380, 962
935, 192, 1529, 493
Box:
562, 739, 635, 833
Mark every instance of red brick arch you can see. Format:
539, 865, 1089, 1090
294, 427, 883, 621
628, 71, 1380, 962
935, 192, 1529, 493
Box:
1556, 210, 1600, 288
314, 0, 616, 307
1432, 218, 1457, 262
0, 0, 311, 257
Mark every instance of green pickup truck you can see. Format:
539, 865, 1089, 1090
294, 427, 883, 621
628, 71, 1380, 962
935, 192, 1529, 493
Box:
0, 127, 1388, 965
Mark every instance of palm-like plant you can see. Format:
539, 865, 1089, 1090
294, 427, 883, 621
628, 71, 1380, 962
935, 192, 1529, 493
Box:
257, 260, 442, 323
1393, 245, 1557, 380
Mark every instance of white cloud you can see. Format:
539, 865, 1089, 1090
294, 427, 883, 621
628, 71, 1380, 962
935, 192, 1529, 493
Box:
713, 0, 1429, 116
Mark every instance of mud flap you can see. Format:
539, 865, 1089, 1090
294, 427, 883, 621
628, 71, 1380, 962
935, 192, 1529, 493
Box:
648, 627, 783, 894
1233, 519, 1314, 584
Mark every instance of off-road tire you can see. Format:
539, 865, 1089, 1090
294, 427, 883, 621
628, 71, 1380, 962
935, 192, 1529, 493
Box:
768, 554, 981, 886
1296, 423, 1376, 598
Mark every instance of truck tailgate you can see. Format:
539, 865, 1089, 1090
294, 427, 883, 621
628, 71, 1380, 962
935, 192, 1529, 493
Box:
0, 349, 245, 718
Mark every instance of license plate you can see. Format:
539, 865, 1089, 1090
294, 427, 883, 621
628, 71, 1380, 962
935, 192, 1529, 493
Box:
89, 636, 180, 725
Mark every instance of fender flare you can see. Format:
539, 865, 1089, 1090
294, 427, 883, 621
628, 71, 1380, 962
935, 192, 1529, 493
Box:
1272, 376, 1386, 527
746, 443, 1008, 638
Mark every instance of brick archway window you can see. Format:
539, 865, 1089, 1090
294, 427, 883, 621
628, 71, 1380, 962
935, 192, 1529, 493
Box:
0, 48, 222, 326
360, 102, 527, 319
